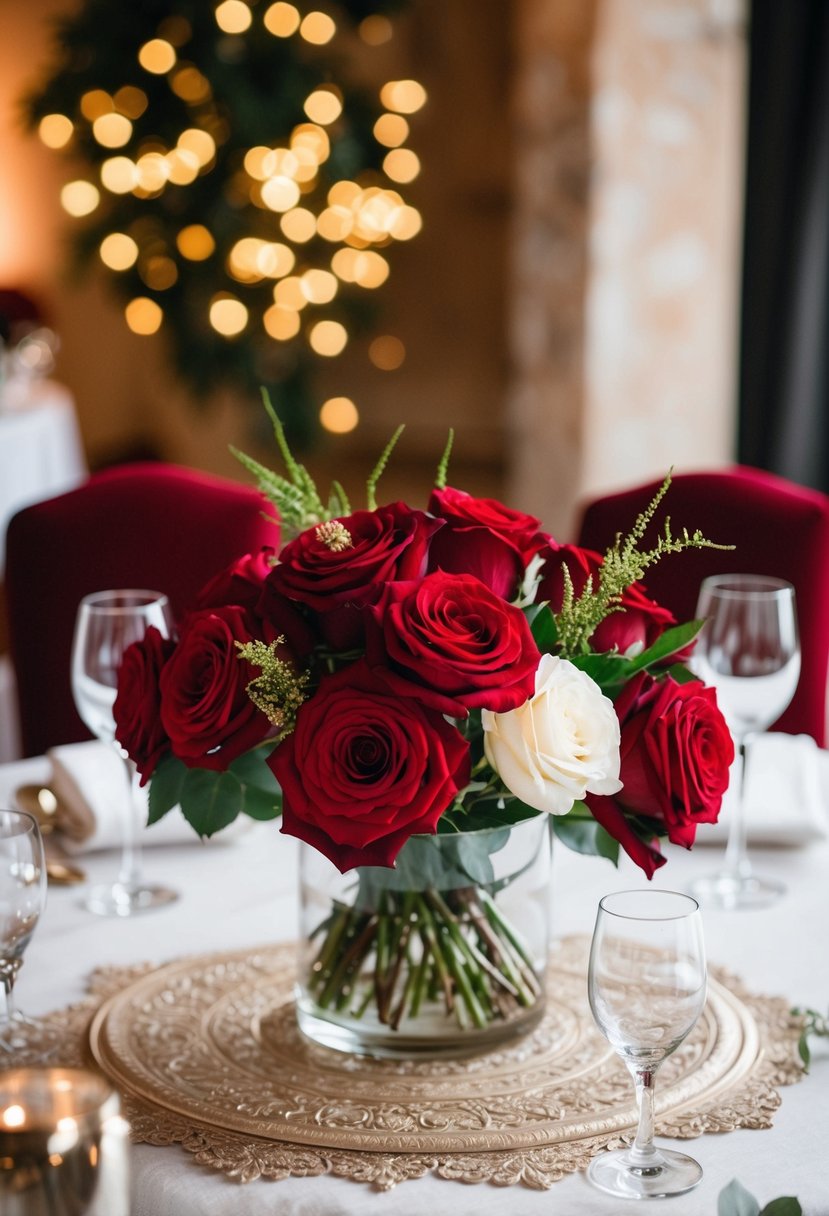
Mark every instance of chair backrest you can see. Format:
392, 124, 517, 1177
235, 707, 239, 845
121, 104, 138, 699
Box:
575, 466, 829, 745
6, 462, 279, 757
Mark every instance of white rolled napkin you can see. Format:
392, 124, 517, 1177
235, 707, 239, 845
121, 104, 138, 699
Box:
701, 732, 829, 846
46, 741, 251, 854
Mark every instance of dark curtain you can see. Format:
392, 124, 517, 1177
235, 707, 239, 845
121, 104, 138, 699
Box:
738, 0, 829, 491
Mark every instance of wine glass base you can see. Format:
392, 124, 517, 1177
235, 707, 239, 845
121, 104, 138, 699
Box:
587, 1146, 703, 1199
83, 882, 179, 917
690, 870, 786, 911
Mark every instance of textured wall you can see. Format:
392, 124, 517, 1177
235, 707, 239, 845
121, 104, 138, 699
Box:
509, 0, 747, 539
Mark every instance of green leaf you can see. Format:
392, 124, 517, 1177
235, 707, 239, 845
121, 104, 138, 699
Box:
228, 748, 279, 792
442, 798, 540, 832
147, 755, 188, 826
569, 650, 633, 692
718, 1179, 761, 1216
552, 814, 620, 865
760, 1200, 803, 1216
241, 783, 282, 820
530, 604, 558, 652
179, 770, 243, 837
797, 1033, 811, 1072
625, 619, 703, 674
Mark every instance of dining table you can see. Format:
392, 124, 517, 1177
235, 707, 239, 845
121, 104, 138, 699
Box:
2, 750, 828, 1216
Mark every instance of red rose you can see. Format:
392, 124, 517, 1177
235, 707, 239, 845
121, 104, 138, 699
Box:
366, 573, 540, 716
113, 626, 175, 785
270, 661, 471, 871
194, 548, 275, 613
159, 605, 271, 770
587, 672, 735, 871
538, 541, 675, 653
427, 486, 543, 601
268, 503, 442, 648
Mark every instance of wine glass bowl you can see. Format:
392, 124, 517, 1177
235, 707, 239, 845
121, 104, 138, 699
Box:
690, 575, 800, 909
70, 589, 178, 917
587, 889, 707, 1200
0, 809, 47, 1050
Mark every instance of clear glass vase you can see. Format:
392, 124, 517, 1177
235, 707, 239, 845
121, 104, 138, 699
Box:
296, 816, 552, 1058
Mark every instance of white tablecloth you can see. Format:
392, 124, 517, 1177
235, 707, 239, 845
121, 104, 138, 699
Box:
2, 755, 828, 1216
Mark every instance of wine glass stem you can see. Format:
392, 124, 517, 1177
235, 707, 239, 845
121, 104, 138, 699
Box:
115, 749, 144, 891
630, 1068, 658, 1163
723, 735, 753, 880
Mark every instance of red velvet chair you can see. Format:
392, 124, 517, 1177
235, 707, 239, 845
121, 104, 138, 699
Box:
575, 466, 829, 746
5, 463, 279, 757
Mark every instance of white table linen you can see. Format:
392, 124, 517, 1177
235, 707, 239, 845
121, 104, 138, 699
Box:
2, 755, 828, 1216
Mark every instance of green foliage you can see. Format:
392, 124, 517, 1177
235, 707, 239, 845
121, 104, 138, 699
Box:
718, 1179, 802, 1216
434, 429, 454, 490
554, 473, 733, 655
147, 747, 281, 836
551, 808, 620, 865
791, 1004, 829, 1072
366, 424, 405, 510
25, 0, 413, 430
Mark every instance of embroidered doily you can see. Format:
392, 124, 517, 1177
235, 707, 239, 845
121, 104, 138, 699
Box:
9, 936, 805, 1191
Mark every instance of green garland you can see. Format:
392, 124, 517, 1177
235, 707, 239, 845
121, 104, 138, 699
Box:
25, 0, 416, 440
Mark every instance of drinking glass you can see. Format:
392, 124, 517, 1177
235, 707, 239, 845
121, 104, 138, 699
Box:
0, 810, 47, 1051
71, 589, 178, 917
690, 574, 800, 909
587, 889, 707, 1199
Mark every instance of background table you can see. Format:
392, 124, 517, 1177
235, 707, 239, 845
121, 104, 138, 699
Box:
2, 755, 827, 1215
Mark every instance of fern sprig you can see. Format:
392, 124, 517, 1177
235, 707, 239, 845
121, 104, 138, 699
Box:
555, 472, 734, 655
435, 428, 454, 490
366, 424, 404, 510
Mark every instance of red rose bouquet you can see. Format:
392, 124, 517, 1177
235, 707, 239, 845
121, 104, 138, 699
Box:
114, 398, 734, 1041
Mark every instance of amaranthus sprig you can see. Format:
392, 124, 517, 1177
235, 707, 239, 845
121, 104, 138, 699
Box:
555, 472, 734, 655
236, 638, 309, 738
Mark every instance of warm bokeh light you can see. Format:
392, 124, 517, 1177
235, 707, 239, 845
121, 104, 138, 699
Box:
299, 11, 336, 44
263, 303, 301, 339
228, 237, 295, 281
125, 297, 163, 334
379, 79, 427, 115
383, 148, 420, 184
264, 2, 300, 37
261, 175, 301, 212
60, 180, 100, 217
113, 85, 148, 118
320, 396, 359, 432
177, 224, 215, 260
303, 89, 342, 126
92, 112, 133, 148
209, 295, 248, 335
301, 268, 337, 303
359, 15, 393, 45
99, 232, 139, 270
373, 113, 409, 148
243, 146, 272, 180
38, 114, 73, 149
80, 89, 112, 121
178, 128, 216, 167
317, 205, 352, 242
280, 207, 316, 243
170, 67, 211, 103
273, 276, 307, 310
352, 250, 389, 288
135, 152, 169, 193
141, 255, 178, 290
369, 334, 405, 370
166, 148, 200, 185
290, 124, 330, 164
101, 157, 138, 193
308, 319, 347, 356
138, 39, 177, 75
388, 205, 422, 240
215, 0, 252, 34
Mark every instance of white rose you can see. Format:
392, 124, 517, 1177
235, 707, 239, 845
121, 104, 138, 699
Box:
481, 654, 623, 816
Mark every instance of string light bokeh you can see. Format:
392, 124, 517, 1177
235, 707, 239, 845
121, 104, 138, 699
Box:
27, 0, 424, 438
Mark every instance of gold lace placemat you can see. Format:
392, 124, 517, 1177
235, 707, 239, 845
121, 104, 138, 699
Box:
10, 937, 805, 1191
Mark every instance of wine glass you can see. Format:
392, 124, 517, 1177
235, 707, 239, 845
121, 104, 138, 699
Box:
690, 574, 800, 909
71, 589, 178, 917
587, 889, 707, 1200
0, 810, 47, 1051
